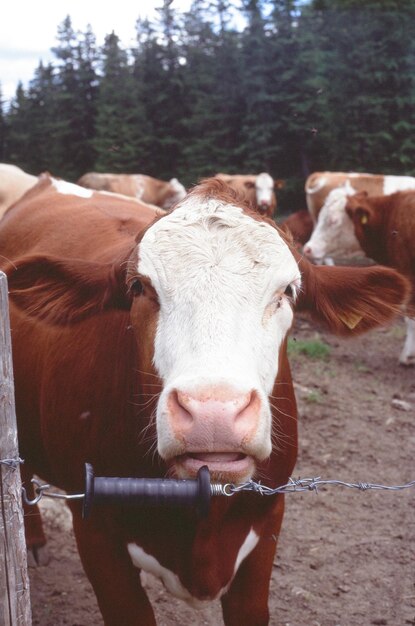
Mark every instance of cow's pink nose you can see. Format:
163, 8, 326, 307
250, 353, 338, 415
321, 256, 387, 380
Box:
303, 244, 312, 257
167, 386, 260, 448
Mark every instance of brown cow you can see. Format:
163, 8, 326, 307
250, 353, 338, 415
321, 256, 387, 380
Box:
279, 209, 314, 249
77, 172, 186, 210
0, 175, 408, 625
214, 173, 283, 218
346, 190, 415, 365
0, 163, 38, 220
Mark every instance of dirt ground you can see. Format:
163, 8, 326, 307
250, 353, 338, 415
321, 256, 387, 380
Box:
27, 314, 415, 626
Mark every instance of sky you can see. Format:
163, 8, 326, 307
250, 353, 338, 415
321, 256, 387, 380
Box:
0, 0, 191, 106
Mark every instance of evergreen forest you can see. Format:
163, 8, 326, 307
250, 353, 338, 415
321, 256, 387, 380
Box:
1, 0, 415, 213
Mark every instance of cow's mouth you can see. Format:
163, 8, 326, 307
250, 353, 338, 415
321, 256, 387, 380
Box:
173, 452, 255, 482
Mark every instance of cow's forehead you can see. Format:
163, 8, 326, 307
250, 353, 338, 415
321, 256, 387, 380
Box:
138, 196, 299, 286
321, 184, 353, 217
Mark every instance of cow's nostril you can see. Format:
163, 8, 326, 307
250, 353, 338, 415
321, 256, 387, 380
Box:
169, 389, 193, 425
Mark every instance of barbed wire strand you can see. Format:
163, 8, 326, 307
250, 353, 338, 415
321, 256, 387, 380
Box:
0, 457, 24, 470
227, 477, 415, 496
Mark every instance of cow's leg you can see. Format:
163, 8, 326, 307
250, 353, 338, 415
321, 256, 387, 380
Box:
21, 463, 49, 567
70, 503, 156, 626
221, 500, 285, 626
399, 316, 415, 366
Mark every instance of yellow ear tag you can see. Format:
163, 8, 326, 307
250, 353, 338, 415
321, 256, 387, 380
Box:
338, 311, 363, 330
360, 214, 368, 225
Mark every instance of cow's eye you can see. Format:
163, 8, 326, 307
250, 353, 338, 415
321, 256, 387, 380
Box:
284, 284, 294, 299
129, 278, 144, 297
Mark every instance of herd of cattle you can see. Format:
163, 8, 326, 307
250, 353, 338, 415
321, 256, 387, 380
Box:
0, 162, 413, 625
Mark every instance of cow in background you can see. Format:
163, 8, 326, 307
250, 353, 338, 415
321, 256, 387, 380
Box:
214, 172, 284, 218
77, 172, 186, 210
0, 163, 38, 220
346, 190, 415, 366
303, 173, 415, 262
279, 209, 313, 249
0, 175, 409, 625
305, 171, 415, 224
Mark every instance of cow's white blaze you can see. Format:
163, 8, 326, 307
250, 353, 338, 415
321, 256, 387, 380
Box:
255, 172, 274, 207
303, 183, 361, 260
137, 193, 300, 471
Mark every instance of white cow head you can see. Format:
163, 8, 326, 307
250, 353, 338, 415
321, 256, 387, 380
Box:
303, 182, 362, 261
255, 172, 275, 216
133, 182, 300, 482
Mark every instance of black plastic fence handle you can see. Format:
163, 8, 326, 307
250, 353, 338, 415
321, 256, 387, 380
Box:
83, 463, 211, 519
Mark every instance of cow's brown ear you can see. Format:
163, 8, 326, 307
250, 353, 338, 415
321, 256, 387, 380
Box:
345, 196, 371, 226
355, 207, 370, 226
296, 258, 409, 335
4, 254, 132, 325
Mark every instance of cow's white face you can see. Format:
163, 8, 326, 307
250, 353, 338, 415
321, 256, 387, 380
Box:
303, 184, 362, 260
255, 173, 274, 213
137, 192, 300, 481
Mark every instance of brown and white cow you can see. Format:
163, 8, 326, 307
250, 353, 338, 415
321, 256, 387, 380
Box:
214, 173, 283, 218
0, 175, 408, 625
77, 172, 186, 210
303, 171, 415, 261
346, 190, 415, 366
0, 163, 38, 220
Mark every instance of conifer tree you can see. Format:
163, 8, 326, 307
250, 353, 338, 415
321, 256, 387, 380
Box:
51, 16, 99, 179
5, 83, 33, 171
134, 3, 187, 179
94, 32, 147, 172
239, 0, 275, 172
181, 0, 245, 180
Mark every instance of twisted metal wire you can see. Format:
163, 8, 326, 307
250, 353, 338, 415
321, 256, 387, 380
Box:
13, 472, 415, 506
0, 457, 24, 470
225, 477, 415, 496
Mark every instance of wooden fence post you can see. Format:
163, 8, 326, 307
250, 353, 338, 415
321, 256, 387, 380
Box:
0, 271, 31, 625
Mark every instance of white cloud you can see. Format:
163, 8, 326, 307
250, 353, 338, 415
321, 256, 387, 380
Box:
0, 0, 191, 104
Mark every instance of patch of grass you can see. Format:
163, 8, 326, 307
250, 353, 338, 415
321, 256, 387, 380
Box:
305, 390, 322, 404
288, 336, 331, 360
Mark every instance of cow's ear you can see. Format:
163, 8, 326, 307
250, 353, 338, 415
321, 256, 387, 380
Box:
296, 259, 409, 335
4, 254, 132, 325
346, 198, 371, 226
355, 207, 371, 226
274, 179, 285, 190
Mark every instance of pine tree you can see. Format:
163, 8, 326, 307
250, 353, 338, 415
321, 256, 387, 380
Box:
239, 0, 275, 172
5, 83, 33, 171
133, 3, 187, 179
304, 0, 415, 172
94, 32, 147, 172
49, 16, 100, 179
181, 0, 246, 181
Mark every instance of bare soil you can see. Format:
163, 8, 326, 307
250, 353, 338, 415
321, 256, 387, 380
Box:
28, 315, 415, 626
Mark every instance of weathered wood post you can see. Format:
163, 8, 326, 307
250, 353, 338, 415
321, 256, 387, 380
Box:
0, 271, 31, 625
